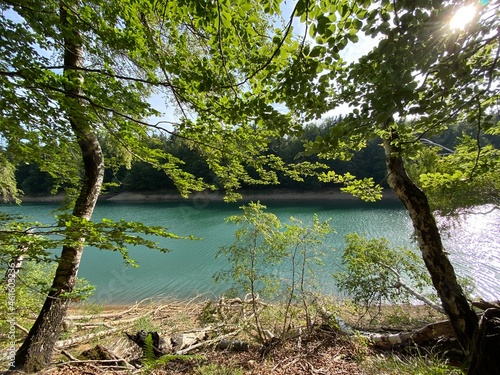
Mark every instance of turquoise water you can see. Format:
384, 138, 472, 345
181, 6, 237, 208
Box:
1, 199, 498, 303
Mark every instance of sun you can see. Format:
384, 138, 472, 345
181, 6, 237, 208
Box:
450, 5, 477, 30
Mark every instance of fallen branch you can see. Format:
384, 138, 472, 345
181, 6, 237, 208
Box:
395, 279, 445, 314
72, 322, 114, 329
61, 350, 78, 361
113, 313, 154, 325
65, 297, 156, 320
55, 328, 121, 348
175, 329, 243, 355
364, 319, 454, 349
15, 323, 29, 334
472, 299, 500, 311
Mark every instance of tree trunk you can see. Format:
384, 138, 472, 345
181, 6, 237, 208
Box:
13, 2, 104, 372
468, 308, 500, 375
382, 122, 478, 357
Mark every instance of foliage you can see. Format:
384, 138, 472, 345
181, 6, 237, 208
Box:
0, 153, 20, 203
0, 7, 334, 362
0, 260, 94, 332
15, 119, 397, 195
215, 202, 287, 300
141, 331, 203, 370
215, 202, 334, 341
281, 215, 334, 334
274, 0, 500, 211
2, 0, 338, 204
17, 118, 494, 198
143, 333, 155, 364
361, 351, 465, 375
334, 234, 434, 310
0, 212, 191, 267
267, 1, 498, 359
415, 135, 500, 215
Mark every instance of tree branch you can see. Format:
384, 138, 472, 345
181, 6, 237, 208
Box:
1, 66, 177, 89
221, 1, 300, 89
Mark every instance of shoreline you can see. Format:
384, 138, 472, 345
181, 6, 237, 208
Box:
71, 296, 431, 315
13, 188, 398, 203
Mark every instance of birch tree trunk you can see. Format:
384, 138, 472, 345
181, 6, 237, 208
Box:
382, 123, 478, 356
14, 2, 104, 372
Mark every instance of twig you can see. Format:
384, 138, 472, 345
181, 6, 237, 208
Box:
175, 329, 242, 355
55, 359, 130, 368
55, 328, 121, 348
273, 355, 301, 371
72, 323, 114, 329
14, 323, 29, 334
66, 297, 155, 320
61, 349, 78, 361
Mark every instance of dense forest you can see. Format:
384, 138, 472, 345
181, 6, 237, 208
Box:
16, 118, 498, 196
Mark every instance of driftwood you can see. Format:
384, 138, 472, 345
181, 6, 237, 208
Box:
365, 319, 454, 349
176, 329, 244, 355
55, 298, 500, 368
472, 299, 500, 311
55, 327, 121, 348
65, 297, 157, 320
361, 300, 500, 352
60, 345, 135, 370
125, 327, 243, 357
351, 301, 500, 349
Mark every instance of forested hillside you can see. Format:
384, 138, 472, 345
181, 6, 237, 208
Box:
17, 118, 497, 195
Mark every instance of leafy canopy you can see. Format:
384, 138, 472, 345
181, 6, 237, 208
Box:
269, 0, 500, 210
0, 0, 324, 204
0, 0, 331, 268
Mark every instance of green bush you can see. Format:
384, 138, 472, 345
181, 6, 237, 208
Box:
334, 233, 435, 311
0, 260, 95, 334
215, 202, 334, 341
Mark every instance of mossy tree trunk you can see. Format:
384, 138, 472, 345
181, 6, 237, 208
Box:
13, 2, 104, 372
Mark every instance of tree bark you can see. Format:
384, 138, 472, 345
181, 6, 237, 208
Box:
468, 308, 500, 375
366, 318, 455, 349
382, 122, 478, 357
14, 2, 104, 372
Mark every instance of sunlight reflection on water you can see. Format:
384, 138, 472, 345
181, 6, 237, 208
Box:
439, 205, 500, 300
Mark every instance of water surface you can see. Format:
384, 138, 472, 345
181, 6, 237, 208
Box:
1, 200, 498, 303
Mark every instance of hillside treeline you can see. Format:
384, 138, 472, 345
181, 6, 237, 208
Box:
16, 118, 499, 195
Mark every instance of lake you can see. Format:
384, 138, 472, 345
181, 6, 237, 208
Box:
1, 199, 499, 304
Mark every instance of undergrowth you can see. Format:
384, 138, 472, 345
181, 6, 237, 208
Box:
361, 352, 465, 375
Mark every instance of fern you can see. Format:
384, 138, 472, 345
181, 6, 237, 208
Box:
142, 333, 156, 364
142, 333, 203, 371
